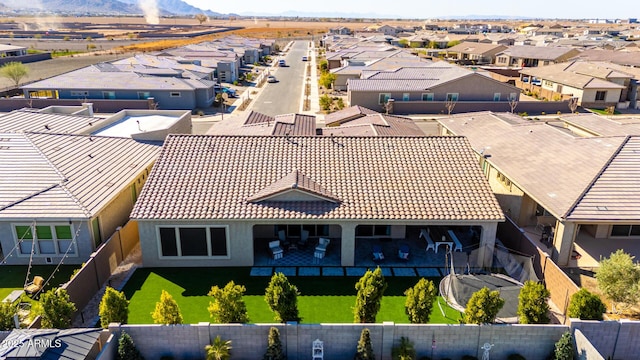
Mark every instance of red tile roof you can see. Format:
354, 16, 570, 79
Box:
131, 135, 504, 221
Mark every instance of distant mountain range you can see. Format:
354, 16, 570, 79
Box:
0, 0, 222, 17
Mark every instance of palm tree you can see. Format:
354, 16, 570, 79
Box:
205, 336, 232, 360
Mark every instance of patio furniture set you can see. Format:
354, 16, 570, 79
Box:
269, 230, 331, 260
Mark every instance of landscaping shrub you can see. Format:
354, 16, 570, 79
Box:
117, 331, 144, 360
99, 286, 129, 328
208, 281, 249, 323
151, 290, 183, 325
517, 281, 550, 324
568, 288, 606, 320
205, 336, 232, 360
0, 301, 16, 331
404, 278, 437, 323
354, 267, 387, 323
355, 328, 375, 360
40, 288, 76, 329
391, 337, 415, 360
263, 327, 284, 360
462, 287, 504, 324
553, 332, 574, 360
265, 273, 300, 323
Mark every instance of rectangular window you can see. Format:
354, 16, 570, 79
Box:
14, 224, 76, 256
421, 93, 434, 101
509, 92, 518, 101
595, 91, 606, 101
356, 225, 390, 237
611, 225, 631, 237
70, 91, 89, 97
102, 91, 116, 99
378, 93, 391, 105
374, 225, 391, 236
302, 224, 330, 237
159, 227, 178, 256
137, 91, 151, 100
209, 228, 228, 256
402, 93, 410, 101
446, 93, 459, 101
179, 227, 208, 256
493, 93, 501, 101
158, 226, 229, 258
170, 92, 181, 97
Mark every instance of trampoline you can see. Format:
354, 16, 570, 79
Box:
439, 241, 539, 323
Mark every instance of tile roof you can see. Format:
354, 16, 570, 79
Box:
207, 112, 316, 136
0, 132, 160, 219
322, 114, 425, 137
247, 169, 341, 203
131, 135, 504, 221
324, 105, 378, 126
446, 42, 507, 55
0, 110, 104, 134
520, 61, 627, 89
560, 113, 640, 137
0, 328, 101, 360
497, 45, 579, 60
439, 112, 625, 219
568, 136, 640, 221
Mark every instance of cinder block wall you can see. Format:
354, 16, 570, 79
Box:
109, 322, 569, 360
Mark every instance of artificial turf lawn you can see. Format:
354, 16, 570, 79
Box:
123, 268, 462, 324
0, 265, 80, 300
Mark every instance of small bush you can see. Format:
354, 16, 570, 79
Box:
554, 332, 574, 360
568, 288, 606, 320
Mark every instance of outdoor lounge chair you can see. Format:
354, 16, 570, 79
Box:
269, 240, 283, 260
24, 276, 44, 295
397, 245, 410, 261
372, 245, 385, 262
278, 230, 290, 247
298, 229, 309, 248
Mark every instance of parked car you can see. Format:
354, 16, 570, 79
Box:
302, 56, 308, 61
267, 75, 277, 83
278, 59, 286, 67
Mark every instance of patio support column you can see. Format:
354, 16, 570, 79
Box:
477, 222, 497, 267
341, 223, 356, 266
554, 221, 576, 266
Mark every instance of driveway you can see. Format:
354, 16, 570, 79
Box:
250, 41, 309, 116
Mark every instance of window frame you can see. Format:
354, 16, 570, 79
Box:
421, 93, 434, 101
611, 225, 640, 237
156, 225, 230, 259
170, 92, 182, 98
595, 90, 606, 101
378, 93, 391, 105
13, 223, 77, 257
402, 93, 410, 101
493, 92, 501, 101
446, 93, 459, 101
102, 91, 116, 99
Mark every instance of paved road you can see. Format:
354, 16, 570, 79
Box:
251, 41, 310, 116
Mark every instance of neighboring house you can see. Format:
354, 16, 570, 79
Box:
321, 113, 425, 136
0, 328, 103, 359
329, 26, 351, 35
0, 106, 191, 142
131, 135, 504, 268
495, 46, 581, 67
207, 111, 316, 136
0, 132, 160, 265
445, 42, 508, 64
331, 55, 432, 91
323, 105, 379, 126
21, 63, 216, 110
439, 111, 640, 266
0, 44, 27, 57
519, 61, 635, 108
347, 63, 520, 111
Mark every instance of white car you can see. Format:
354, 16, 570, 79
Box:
267, 75, 277, 83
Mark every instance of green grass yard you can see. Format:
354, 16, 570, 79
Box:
0, 265, 79, 300
123, 268, 462, 325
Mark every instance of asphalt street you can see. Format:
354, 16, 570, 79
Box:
250, 41, 310, 116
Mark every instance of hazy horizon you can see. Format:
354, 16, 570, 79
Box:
184, 0, 639, 20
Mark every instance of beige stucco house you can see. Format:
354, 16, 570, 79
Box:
439, 111, 640, 266
131, 135, 504, 268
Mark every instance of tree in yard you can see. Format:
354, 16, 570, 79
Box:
99, 286, 129, 328
318, 59, 328, 74
151, 290, 183, 325
553, 332, 574, 360
195, 13, 208, 24
319, 94, 332, 111
391, 336, 415, 360
517, 281, 550, 324
318, 72, 336, 89
462, 287, 504, 324
398, 39, 409, 48
0, 301, 16, 331
263, 327, 285, 360
568, 97, 579, 113
117, 331, 144, 360
39, 288, 76, 329
265, 272, 300, 323
354, 267, 387, 323
0, 61, 29, 87
336, 97, 345, 110
205, 336, 232, 360
596, 249, 640, 313
404, 278, 437, 324
446, 40, 461, 48
208, 281, 249, 323
567, 288, 606, 320
355, 328, 375, 360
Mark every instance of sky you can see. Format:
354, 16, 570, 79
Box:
183, 0, 639, 19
